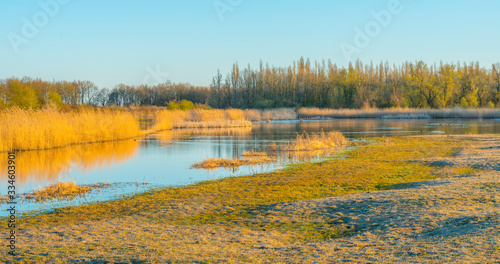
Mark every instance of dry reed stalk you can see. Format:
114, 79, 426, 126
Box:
193, 153, 275, 169
26, 180, 91, 201
284, 131, 346, 152
0, 107, 141, 152
173, 120, 251, 129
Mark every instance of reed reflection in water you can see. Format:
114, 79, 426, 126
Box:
0, 139, 139, 194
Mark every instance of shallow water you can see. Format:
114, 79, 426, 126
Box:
1, 118, 499, 216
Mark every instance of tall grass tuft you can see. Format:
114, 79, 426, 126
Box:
284, 131, 346, 152
0, 107, 141, 152
26, 179, 91, 201
193, 154, 274, 170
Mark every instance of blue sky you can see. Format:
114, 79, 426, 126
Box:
1, 0, 499, 88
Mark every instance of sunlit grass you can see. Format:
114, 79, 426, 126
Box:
284, 131, 347, 151
173, 119, 252, 129
243, 108, 297, 121
24, 179, 112, 202
151, 108, 297, 131
0, 107, 141, 152
193, 154, 274, 170
26, 180, 91, 202
152, 109, 251, 131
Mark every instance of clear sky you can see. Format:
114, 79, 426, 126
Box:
1, 0, 499, 88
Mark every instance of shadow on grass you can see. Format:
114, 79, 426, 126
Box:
422, 215, 500, 238
382, 180, 448, 191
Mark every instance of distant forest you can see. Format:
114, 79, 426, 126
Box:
1, 58, 500, 110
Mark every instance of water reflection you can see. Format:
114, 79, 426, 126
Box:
0, 140, 139, 194
251, 119, 500, 137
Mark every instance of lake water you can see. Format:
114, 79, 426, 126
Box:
1, 118, 500, 216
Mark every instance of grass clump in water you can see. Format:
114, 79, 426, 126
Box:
284, 131, 347, 152
25, 180, 110, 202
193, 153, 274, 169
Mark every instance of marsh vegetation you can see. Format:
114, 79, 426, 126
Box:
192, 131, 347, 169
3, 135, 497, 263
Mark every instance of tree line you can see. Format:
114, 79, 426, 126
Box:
0, 78, 210, 109
1, 58, 499, 110
211, 58, 500, 109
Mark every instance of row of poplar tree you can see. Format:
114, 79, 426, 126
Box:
210, 58, 500, 109
1, 58, 499, 109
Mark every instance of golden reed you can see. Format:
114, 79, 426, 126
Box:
0, 107, 141, 152
152, 109, 252, 131
1, 107, 298, 152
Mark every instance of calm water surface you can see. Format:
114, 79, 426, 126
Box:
1, 119, 500, 216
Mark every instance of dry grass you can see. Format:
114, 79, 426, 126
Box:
150, 109, 187, 131
26, 180, 91, 201
243, 108, 297, 121
151, 108, 297, 132
299, 107, 500, 119
173, 120, 251, 129
24, 180, 112, 202
152, 109, 252, 131
284, 131, 347, 152
0, 107, 141, 152
193, 154, 274, 169
173, 127, 252, 136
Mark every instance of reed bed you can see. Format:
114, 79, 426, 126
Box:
243, 108, 297, 121
153, 109, 251, 131
0, 107, 141, 152
284, 131, 347, 152
173, 127, 252, 137
151, 110, 187, 131
298, 107, 500, 119
172, 120, 251, 129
